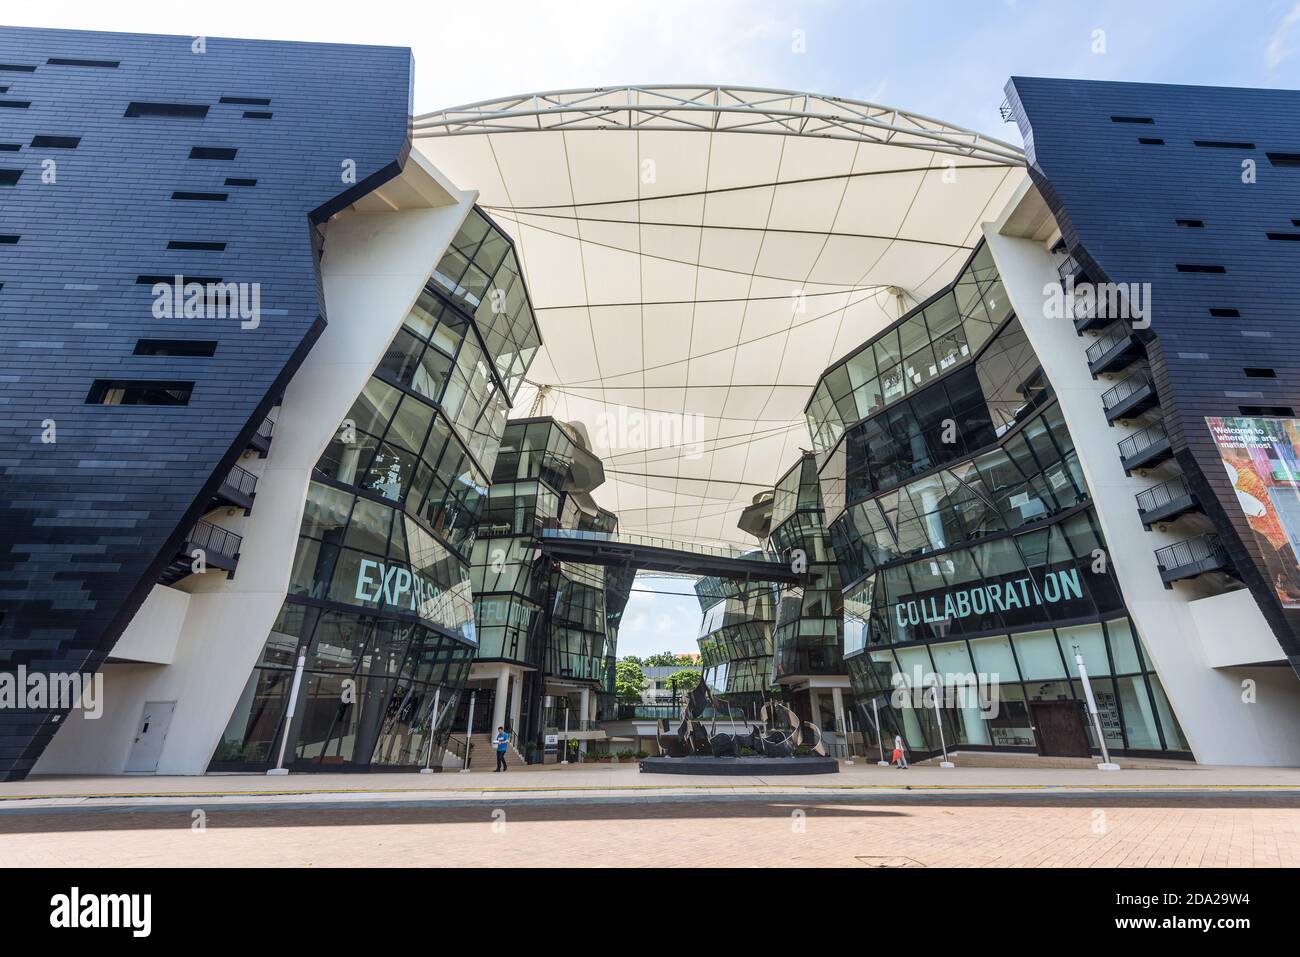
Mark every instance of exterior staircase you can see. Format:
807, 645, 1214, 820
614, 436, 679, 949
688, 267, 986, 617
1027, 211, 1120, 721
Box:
462, 732, 526, 770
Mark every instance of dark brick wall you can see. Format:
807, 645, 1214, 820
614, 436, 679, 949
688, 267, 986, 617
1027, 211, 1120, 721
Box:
0, 27, 413, 779
1006, 76, 1300, 675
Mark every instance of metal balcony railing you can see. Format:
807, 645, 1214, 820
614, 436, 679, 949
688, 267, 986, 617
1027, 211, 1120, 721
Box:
1117, 420, 1168, 461
540, 527, 781, 564
188, 520, 242, 560
1135, 475, 1190, 515
223, 463, 258, 497
256, 415, 276, 440
1056, 252, 1083, 285
1154, 533, 1229, 575
1085, 325, 1134, 364
1101, 368, 1155, 412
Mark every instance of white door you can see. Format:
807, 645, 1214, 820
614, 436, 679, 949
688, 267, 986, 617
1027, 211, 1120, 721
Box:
125, 701, 176, 773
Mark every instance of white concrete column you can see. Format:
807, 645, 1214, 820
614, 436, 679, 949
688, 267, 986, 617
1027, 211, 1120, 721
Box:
831, 686, 845, 729
490, 668, 509, 740
579, 687, 590, 727
508, 670, 522, 734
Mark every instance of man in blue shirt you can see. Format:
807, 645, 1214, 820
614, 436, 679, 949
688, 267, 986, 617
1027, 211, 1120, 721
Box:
494, 726, 509, 772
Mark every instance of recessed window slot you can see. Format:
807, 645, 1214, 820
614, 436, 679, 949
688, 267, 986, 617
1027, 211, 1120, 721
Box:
125, 102, 209, 119
0, 100, 31, 109
1209, 308, 1241, 318
1176, 263, 1226, 273
134, 339, 218, 357
1244, 368, 1277, 378
166, 240, 227, 251
46, 57, 120, 68
1175, 219, 1204, 228
220, 96, 271, 105
1194, 140, 1254, 149
1111, 116, 1154, 124
1138, 137, 1165, 145
224, 177, 257, 187
1266, 152, 1300, 167
0, 235, 19, 244
0, 64, 37, 73
1266, 232, 1300, 241
242, 111, 272, 120
171, 191, 228, 202
86, 380, 194, 406
135, 274, 223, 285
0, 169, 20, 186
1239, 405, 1294, 416
188, 146, 237, 160
31, 135, 80, 149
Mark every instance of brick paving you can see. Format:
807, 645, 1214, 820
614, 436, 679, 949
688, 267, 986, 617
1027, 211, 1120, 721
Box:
1, 793, 1297, 867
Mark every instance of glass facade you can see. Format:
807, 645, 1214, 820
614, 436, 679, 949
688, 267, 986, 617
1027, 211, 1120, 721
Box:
214, 207, 541, 771
467, 418, 632, 755
769, 454, 844, 680
697, 584, 777, 720
809, 240, 1189, 757
806, 242, 1011, 458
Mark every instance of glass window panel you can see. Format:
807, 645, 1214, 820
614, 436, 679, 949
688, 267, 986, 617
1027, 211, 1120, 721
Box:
1105, 617, 1142, 674
968, 634, 1019, 681
1117, 676, 1162, 749
1056, 622, 1109, 676
1012, 628, 1066, 680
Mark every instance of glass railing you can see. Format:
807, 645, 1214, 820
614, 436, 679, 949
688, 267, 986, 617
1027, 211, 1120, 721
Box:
540, 528, 782, 564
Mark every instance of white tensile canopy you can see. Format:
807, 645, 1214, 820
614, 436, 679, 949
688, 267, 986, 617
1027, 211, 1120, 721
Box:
414, 86, 1025, 547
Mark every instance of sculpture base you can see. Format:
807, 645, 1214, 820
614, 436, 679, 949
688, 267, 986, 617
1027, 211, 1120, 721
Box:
639, 755, 839, 775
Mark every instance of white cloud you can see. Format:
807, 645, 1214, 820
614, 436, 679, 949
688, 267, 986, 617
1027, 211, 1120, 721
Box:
1267, 2, 1300, 71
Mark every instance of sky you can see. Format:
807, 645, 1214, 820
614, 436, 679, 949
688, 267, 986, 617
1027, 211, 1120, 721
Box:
12, 0, 1300, 657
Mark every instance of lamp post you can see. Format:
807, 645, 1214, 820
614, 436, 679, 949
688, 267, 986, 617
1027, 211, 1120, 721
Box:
873, 698, 889, 766
932, 685, 955, 768
460, 690, 476, 773
267, 652, 306, 776
419, 686, 442, 775
1074, 647, 1120, 771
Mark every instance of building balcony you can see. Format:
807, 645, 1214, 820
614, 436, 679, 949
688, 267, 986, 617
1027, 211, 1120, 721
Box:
1135, 475, 1200, 527
1118, 420, 1172, 472
214, 463, 258, 511
1071, 293, 1111, 334
1154, 533, 1232, 584
158, 519, 242, 586
1056, 252, 1085, 286
1086, 324, 1144, 376
1101, 368, 1159, 423
247, 415, 275, 456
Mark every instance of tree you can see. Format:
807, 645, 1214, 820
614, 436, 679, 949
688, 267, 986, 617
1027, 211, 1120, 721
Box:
615, 660, 648, 702
666, 668, 702, 695
644, 651, 681, 667
674, 653, 697, 666
621, 654, 643, 666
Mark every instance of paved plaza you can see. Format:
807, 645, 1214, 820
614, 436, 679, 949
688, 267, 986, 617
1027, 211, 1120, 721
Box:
1, 762, 1298, 867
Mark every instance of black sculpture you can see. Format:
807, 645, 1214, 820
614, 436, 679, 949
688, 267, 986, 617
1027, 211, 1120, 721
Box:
656, 676, 827, 760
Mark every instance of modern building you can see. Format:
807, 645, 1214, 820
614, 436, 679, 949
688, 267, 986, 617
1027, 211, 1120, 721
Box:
0, 27, 541, 778
4, 25, 1300, 775
466, 415, 632, 761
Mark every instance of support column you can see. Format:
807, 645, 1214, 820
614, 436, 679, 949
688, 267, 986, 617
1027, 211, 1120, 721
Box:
509, 670, 523, 735
490, 668, 509, 741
